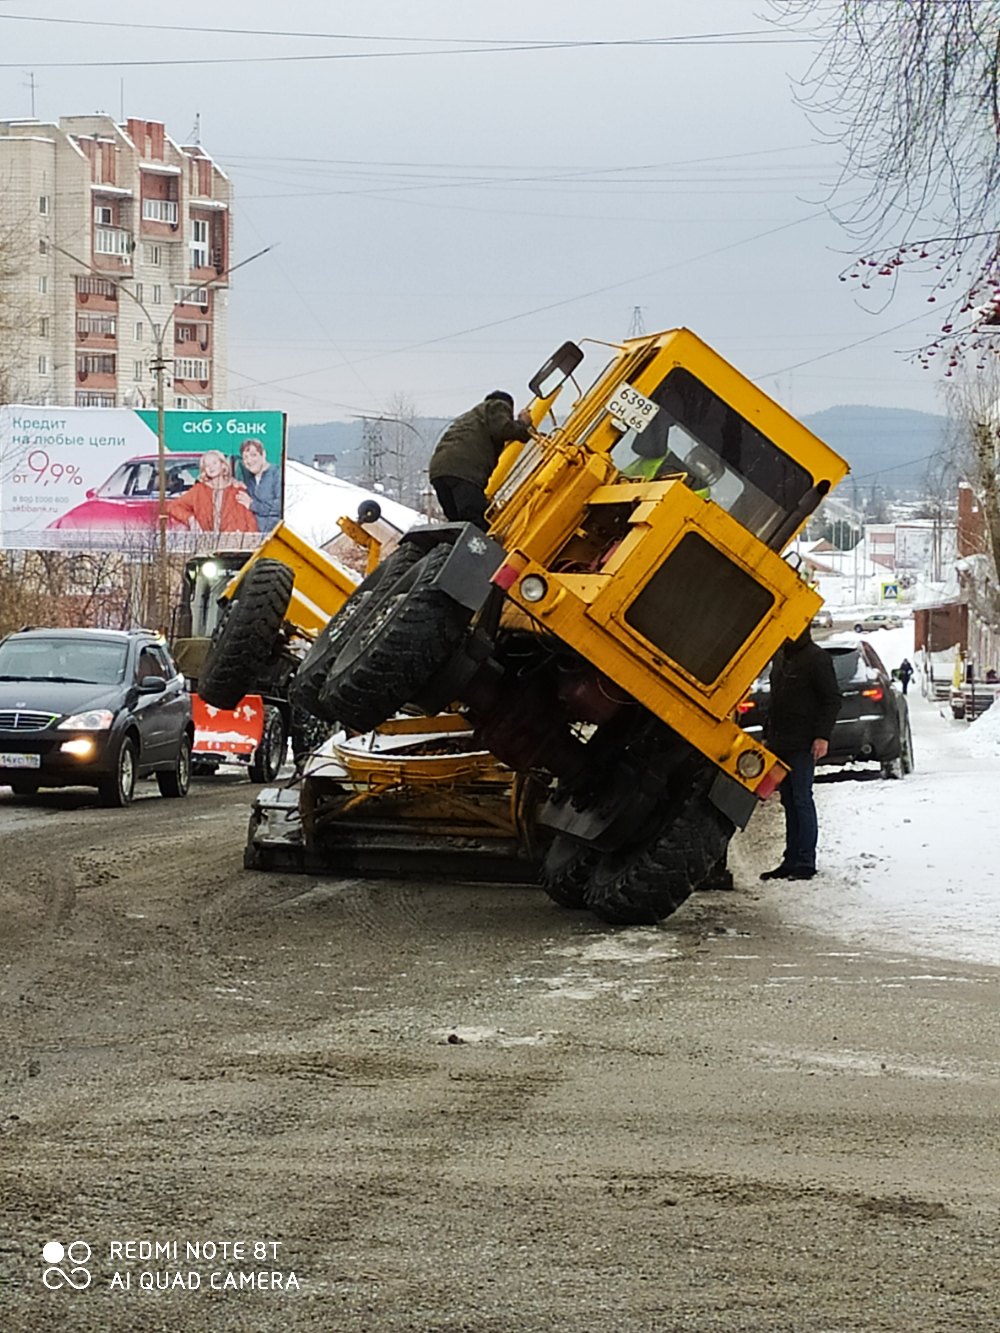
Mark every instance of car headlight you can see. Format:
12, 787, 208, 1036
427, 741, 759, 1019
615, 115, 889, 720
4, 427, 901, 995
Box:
58, 709, 114, 730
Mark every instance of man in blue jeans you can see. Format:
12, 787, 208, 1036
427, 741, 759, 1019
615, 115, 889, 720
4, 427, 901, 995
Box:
760, 626, 841, 881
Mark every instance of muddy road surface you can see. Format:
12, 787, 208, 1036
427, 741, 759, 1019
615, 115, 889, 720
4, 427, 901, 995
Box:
1, 778, 998, 1332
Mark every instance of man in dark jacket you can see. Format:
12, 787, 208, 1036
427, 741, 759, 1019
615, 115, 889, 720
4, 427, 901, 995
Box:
429, 390, 531, 530
761, 626, 841, 881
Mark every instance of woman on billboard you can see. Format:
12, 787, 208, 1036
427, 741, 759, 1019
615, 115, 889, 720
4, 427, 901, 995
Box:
167, 449, 257, 534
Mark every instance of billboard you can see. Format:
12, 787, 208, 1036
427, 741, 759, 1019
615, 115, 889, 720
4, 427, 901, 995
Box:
0, 406, 286, 551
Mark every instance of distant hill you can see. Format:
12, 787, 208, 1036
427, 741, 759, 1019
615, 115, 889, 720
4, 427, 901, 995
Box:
287, 417, 450, 482
288, 403, 949, 495
801, 405, 948, 491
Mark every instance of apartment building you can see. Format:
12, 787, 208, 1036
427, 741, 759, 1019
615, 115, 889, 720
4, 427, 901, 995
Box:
0, 114, 231, 409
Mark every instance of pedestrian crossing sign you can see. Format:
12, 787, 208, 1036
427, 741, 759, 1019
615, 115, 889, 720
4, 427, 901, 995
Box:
881, 581, 899, 601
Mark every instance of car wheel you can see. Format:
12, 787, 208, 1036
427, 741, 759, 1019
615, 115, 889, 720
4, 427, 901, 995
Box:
157, 734, 192, 798
900, 718, 915, 775
854, 623, 864, 633
249, 706, 286, 783
9, 776, 40, 797
99, 737, 137, 807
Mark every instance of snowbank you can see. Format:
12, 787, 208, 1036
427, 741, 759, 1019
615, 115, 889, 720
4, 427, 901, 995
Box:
737, 618, 1000, 967
283, 460, 424, 549
964, 691, 1000, 758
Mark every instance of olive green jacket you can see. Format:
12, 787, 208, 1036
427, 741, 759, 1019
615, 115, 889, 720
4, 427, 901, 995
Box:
429, 400, 531, 489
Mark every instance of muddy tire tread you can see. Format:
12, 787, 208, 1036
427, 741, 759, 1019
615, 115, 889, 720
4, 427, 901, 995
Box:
198, 560, 295, 710
318, 545, 469, 733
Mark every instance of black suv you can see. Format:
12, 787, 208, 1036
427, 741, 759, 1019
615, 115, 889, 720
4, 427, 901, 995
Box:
0, 628, 193, 806
739, 636, 914, 779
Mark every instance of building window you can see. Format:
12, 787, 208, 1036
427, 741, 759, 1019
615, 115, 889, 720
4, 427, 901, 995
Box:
152, 284, 162, 305
38, 355, 49, 375
76, 391, 117, 407
174, 357, 209, 381
38, 276, 47, 294
38, 195, 49, 215
190, 219, 209, 269
39, 316, 49, 337
133, 361, 143, 381
94, 205, 114, 225
134, 282, 143, 303
95, 227, 130, 256
152, 322, 161, 340
76, 275, 117, 298
135, 321, 143, 341
175, 286, 209, 313
141, 198, 178, 225
38, 238, 48, 255
77, 313, 116, 336
144, 243, 162, 265
77, 353, 116, 376
174, 396, 191, 409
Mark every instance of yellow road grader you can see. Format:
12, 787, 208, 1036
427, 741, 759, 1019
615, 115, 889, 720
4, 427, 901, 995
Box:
199, 327, 848, 924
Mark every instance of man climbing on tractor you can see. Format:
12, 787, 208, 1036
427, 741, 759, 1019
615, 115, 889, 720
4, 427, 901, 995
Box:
429, 390, 532, 530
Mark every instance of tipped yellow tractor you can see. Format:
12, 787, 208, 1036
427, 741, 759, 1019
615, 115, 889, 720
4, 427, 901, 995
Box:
204, 327, 847, 925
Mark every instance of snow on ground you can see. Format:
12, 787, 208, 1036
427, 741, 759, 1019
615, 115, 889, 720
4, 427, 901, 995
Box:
743, 620, 1000, 968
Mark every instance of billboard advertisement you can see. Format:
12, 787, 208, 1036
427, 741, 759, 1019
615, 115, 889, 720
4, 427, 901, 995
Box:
0, 406, 286, 551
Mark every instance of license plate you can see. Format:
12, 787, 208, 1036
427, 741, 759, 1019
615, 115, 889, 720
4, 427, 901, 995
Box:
0, 752, 41, 769
607, 381, 659, 433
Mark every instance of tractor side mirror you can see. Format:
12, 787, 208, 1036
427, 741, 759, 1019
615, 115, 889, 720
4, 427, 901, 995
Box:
528, 341, 584, 399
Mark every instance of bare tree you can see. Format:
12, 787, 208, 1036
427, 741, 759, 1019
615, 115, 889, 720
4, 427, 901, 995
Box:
382, 392, 434, 511
0, 205, 38, 406
940, 363, 1000, 624
769, 2, 1000, 360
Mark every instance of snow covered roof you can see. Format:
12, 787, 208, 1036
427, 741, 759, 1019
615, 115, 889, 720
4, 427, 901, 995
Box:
282, 459, 425, 549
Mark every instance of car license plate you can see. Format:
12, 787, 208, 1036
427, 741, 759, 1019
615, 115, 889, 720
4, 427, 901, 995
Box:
607, 381, 659, 433
0, 752, 41, 769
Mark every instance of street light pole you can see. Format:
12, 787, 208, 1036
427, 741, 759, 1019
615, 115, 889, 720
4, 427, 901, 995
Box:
48, 241, 273, 630
152, 340, 168, 631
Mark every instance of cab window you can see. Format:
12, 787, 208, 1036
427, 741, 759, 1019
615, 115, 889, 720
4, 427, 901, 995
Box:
609, 368, 812, 545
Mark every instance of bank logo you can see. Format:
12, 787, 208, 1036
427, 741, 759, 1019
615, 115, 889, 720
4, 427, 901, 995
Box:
42, 1240, 92, 1290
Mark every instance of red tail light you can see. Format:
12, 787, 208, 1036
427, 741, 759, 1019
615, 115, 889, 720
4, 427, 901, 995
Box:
737, 700, 755, 714
861, 687, 884, 701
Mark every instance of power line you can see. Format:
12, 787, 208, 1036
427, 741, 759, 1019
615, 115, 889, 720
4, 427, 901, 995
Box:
761, 311, 937, 379
0, 28, 815, 69
219, 142, 821, 174
0, 14, 814, 47
233, 208, 831, 394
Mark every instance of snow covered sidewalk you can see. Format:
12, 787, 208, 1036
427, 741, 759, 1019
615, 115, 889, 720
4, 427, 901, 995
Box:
737, 624, 1000, 967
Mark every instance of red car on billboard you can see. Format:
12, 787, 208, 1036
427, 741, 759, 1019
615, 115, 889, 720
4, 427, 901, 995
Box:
47, 453, 204, 530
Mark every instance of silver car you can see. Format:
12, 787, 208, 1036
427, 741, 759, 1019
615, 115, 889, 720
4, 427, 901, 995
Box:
853, 611, 902, 632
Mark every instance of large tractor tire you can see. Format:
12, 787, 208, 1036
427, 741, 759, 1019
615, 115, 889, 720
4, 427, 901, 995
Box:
198, 560, 295, 711
289, 543, 424, 722
318, 544, 471, 734
540, 833, 598, 910
584, 794, 734, 926
289, 707, 335, 763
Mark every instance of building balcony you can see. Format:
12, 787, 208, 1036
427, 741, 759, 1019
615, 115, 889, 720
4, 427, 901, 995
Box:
76, 327, 117, 350
92, 227, 133, 271
140, 197, 181, 239
75, 276, 118, 310
75, 369, 117, 391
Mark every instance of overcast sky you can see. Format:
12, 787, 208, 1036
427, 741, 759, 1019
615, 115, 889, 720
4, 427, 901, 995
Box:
0, 0, 954, 427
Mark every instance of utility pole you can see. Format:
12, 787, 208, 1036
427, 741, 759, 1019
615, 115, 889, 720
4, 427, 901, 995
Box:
627, 305, 646, 338
360, 416, 386, 491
